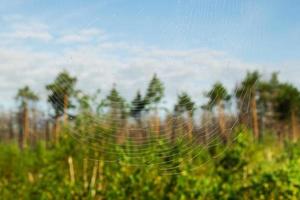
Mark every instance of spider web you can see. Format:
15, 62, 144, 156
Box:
47, 0, 256, 175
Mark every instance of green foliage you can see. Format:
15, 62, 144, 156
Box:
257, 72, 280, 117
130, 90, 145, 120
2, 128, 300, 199
275, 83, 300, 120
236, 71, 261, 98
204, 82, 230, 110
105, 86, 127, 120
16, 86, 39, 107
4, 71, 300, 199
174, 92, 195, 116
144, 74, 164, 109
46, 70, 77, 117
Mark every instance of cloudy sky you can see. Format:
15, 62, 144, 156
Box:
0, 0, 299, 109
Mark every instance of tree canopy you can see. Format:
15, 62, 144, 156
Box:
275, 83, 300, 120
144, 74, 164, 110
174, 92, 195, 116
46, 70, 77, 118
204, 82, 230, 110
16, 86, 39, 107
130, 90, 145, 120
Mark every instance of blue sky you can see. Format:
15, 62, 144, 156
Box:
0, 0, 300, 109
2, 0, 298, 61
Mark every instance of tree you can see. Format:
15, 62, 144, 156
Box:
236, 71, 260, 140
130, 90, 145, 126
76, 89, 103, 116
144, 74, 165, 134
46, 70, 77, 142
204, 82, 230, 142
174, 92, 195, 116
76, 91, 92, 114
257, 72, 280, 136
275, 83, 300, 141
200, 105, 212, 144
174, 92, 195, 139
16, 86, 38, 148
144, 74, 164, 109
105, 86, 127, 125
105, 86, 127, 143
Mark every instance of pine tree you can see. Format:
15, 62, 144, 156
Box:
174, 92, 195, 139
144, 74, 164, 134
257, 72, 280, 136
236, 71, 260, 140
106, 86, 127, 120
275, 83, 300, 142
105, 86, 127, 143
204, 82, 230, 142
16, 86, 38, 148
130, 90, 145, 125
46, 70, 77, 143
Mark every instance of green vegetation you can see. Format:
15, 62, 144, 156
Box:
1, 129, 300, 199
1, 70, 300, 199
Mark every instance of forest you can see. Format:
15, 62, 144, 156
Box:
1, 70, 300, 199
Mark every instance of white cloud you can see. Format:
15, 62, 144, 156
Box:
0, 16, 298, 109
0, 42, 264, 110
0, 18, 53, 42
57, 28, 106, 43
5, 30, 52, 41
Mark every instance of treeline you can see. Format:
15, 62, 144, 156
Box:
0, 70, 300, 148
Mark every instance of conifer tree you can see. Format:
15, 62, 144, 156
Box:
46, 70, 77, 143
236, 71, 260, 140
275, 83, 300, 141
130, 90, 145, 126
144, 74, 164, 134
204, 82, 230, 142
16, 86, 38, 148
174, 92, 195, 139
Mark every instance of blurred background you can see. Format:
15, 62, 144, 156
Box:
0, 1, 300, 199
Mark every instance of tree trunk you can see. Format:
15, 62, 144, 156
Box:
154, 108, 160, 135
277, 122, 284, 144
291, 110, 298, 142
23, 105, 29, 148
237, 99, 247, 125
18, 112, 23, 149
45, 119, 50, 147
110, 107, 117, 128
251, 94, 259, 140
137, 116, 142, 128
117, 119, 127, 144
53, 116, 60, 144
187, 113, 193, 140
9, 113, 14, 140
32, 108, 38, 146
201, 111, 209, 145
137, 117, 147, 142
203, 123, 208, 144
171, 114, 177, 143
63, 94, 68, 125
218, 101, 226, 143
